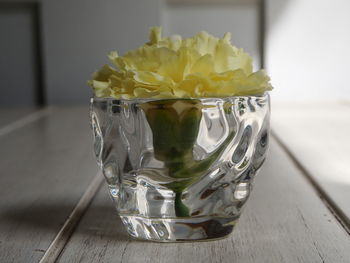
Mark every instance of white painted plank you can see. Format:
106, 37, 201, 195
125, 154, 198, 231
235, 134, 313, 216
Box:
0, 107, 52, 137
57, 139, 350, 263
0, 107, 99, 263
39, 173, 103, 263
0, 107, 37, 127
272, 102, 350, 227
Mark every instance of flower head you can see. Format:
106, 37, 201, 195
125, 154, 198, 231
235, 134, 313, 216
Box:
89, 27, 272, 99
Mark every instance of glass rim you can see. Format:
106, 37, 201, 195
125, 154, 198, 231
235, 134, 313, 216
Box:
91, 92, 269, 103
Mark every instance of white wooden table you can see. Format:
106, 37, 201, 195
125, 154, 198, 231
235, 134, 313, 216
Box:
0, 105, 349, 263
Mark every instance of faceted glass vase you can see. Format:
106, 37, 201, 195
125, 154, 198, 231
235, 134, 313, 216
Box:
90, 94, 270, 242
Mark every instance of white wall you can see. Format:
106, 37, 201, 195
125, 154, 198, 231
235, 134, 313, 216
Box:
0, 5, 37, 106
6, 1, 348, 104
162, 2, 260, 70
42, 0, 161, 104
1, 0, 262, 105
266, 0, 350, 102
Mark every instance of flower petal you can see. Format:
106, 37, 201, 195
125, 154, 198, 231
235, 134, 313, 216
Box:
89, 27, 272, 99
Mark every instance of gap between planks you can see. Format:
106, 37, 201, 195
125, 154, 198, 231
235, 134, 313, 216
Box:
271, 130, 350, 234
37, 126, 350, 262
0, 107, 54, 137
39, 173, 104, 263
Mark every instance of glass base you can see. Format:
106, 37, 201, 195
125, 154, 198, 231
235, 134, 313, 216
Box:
120, 215, 238, 242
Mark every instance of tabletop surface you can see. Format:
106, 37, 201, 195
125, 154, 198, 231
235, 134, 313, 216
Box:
0, 104, 349, 263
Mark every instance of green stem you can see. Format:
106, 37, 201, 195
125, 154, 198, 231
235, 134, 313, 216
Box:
174, 192, 190, 217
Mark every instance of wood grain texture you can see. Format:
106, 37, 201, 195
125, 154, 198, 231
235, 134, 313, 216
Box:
57, 139, 350, 263
272, 102, 350, 227
0, 106, 98, 263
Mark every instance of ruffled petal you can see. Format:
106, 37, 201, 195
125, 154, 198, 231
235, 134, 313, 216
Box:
89, 27, 272, 99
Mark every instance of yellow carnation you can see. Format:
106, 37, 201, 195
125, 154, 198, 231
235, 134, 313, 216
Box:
89, 27, 272, 99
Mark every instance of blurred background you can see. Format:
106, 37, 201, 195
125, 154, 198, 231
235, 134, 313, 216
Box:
0, 1, 350, 255
1, 0, 350, 106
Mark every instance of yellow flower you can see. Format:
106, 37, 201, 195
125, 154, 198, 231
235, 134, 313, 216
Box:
89, 27, 272, 99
